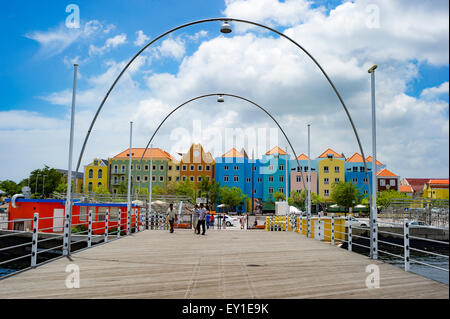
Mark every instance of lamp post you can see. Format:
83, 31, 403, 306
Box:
127, 121, 133, 235
368, 64, 378, 260
307, 124, 311, 237
148, 144, 153, 230
35, 175, 40, 195
42, 175, 48, 197
250, 149, 254, 230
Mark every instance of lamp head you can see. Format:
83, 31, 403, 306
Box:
368, 64, 378, 73
217, 95, 225, 103
220, 21, 232, 34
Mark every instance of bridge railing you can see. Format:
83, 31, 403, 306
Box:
265, 214, 449, 278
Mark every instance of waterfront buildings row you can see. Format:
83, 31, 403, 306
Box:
81, 144, 450, 207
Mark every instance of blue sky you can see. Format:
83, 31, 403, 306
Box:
0, 0, 449, 182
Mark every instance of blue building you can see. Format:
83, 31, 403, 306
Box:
345, 153, 373, 198
214, 148, 263, 212
260, 146, 290, 202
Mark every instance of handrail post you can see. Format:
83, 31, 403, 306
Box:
373, 218, 378, 260
88, 210, 92, 248
307, 213, 311, 238
318, 214, 321, 241
300, 216, 303, 235
117, 211, 121, 239
146, 205, 150, 230
104, 208, 109, 243
331, 213, 335, 245
348, 216, 352, 252
31, 213, 39, 268
404, 219, 410, 272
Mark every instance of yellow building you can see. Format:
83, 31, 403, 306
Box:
317, 148, 345, 201
423, 179, 449, 199
167, 158, 181, 183
84, 159, 109, 193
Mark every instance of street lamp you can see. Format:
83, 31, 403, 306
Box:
35, 174, 41, 194
220, 21, 232, 34
217, 95, 225, 103
42, 175, 48, 197
368, 64, 378, 260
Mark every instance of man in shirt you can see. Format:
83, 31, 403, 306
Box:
167, 203, 177, 233
197, 203, 207, 235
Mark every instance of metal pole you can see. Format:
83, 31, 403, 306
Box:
250, 149, 254, 230
369, 64, 378, 260
63, 63, 78, 257
307, 124, 311, 238
148, 145, 153, 230
35, 175, 40, 194
127, 121, 133, 235
31, 213, 39, 267
285, 147, 289, 215
42, 175, 47, 197
404, 219, 410, 271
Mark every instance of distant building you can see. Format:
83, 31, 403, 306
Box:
376, 168, 400, 192
261, 146, 290, 202
399, 185, 414, 197
289, 154, 318, 195
180, 143, 215, 187
317, 148, 345, 200
84, 158, 109, 193
345, 152, 373, 198
400, 178, 448, 198
423, 179, 449, 199
56, 169, 84, 193
365, 156, 386, 172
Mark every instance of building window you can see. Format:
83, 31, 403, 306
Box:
176, 177, 180, 181
114, 165, 118, 173
131, 165, 133, 171
80, 207, 88, 221
296, 176, 301, 183
246, 178, 251, 182
190, 176, 194, 182
363, 178, 368, 183
144, 176, 148, 182
324, 178, 329, 185
137, 165, 140, 171
160, 176, 164, 182
257, 178, 262, 183
182, 176, 186, 181
121, 165, 126, 173
224, 165, 229, 170
253, 166, 257, 171
160, 165, 164, 171
224, 176, 229, 182
206, 177, 210, 181
324, 166, 329, 173
253, 189, 257, 194
304, 166, 309, 172
353, 167, 358, 172
88, 182, 93, 192
363, 190, 368, 195
153, 165, 156, 171
335, 178, 340, 183
98, 169, 103, 179
335, 166, 340, 173
121, 176, 125, 182
198, 165, 203, 171
380, 179, 386, 186
234, 176, 239, 182
97, 182, 102, 188
182, 165, 187, 171
144, 165, 149, 171
390, 179, 396, 186
113, 176, 118, 184
168, 166, 172, 171
360, 167, 365, 172
176, 166, 180, 171
136, 176, 141, 182
198, 176, 202, 182
269, 176, 274, 182
152, 176, 156, 182
168, 177, 172, 182
268, 187, 274, 194
279, 164, 284, 171
279, 176, 284, 182
352, 178, 358, 183
278, 188, 284, 194
113, 189, 117, 194
324, 189, 329, 196
88, 169, 93, 178
206, 165, 210, 171
234, 166, 239, 171
190, 165, 195, 171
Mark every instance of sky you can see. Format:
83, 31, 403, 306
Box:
0, 0, 448, 183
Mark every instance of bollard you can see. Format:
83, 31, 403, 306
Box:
300, 216, 303, 235
318, 214, 321, 241
331, 213, 335, 245
104, 208, 109, 243
88, 210, 93, 247
117, 211, 121, 239
127, 208, 131, 235
373, 218, 378, 260
348, 216, 352, 252
404, 219, 410, 272
282, 216, 286, 231
307, 214, 311, 238
31, 213, 39, 267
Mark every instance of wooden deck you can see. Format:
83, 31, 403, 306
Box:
0, 229, 448, 299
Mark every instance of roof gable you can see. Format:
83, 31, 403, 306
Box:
318, 148, 344, 158
376, 168, 398, 177
222, 148, 244, 158
113, 148, 172, 160
266, 146, 287, 155
346, 152, 364, 163
296, 154, 309, 160
366, 156, 383, 165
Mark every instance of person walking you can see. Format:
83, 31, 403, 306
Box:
167, 203, 177, 233
197, 203, 207, 235
191, 204, 199, 233
210, 213, 215, 229
206, 212, 211, 230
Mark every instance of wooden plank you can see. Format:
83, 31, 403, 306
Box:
0, 230, 447, 299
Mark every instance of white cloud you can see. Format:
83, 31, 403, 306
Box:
134, 30, 151, 46
420, 82, 449, 100
89, 33, 127, 56
157, 37, 186, 60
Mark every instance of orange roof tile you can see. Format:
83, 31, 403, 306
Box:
296, 154, 309, 160
376, 168, 398, 177
428, 179, 449, 185
318, 148, 344, 158
266, 146, 287, 155
400, 185, 413, 193
113, 148, 172, 160
366, 156, 383, 165
222, 148, 244, 158
346, 152, 364, 163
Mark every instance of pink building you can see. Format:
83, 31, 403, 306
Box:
290, 154, 318, 195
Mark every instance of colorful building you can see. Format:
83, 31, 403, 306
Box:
84, 158, 109, 193
109, 148, 174, 194
261, 146, 290, 202
366, 156, 386, 172
345, 153, 373, 198
317, 148, 345, 200
376, 168, 400, 192
167, 159, 181, 184
180, 143, 215, 186
56, 169, 83, 193
399, 185, 414, 197
290, 154, 318, 195
423, 179, 449, 199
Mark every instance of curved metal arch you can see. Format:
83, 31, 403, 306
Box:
74, 17, 371, 199
136, 93, 309, 195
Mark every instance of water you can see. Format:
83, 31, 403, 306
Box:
0, 267, 16, 277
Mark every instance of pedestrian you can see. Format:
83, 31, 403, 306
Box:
167, 203, 177, 233
222, 214, 227, 230
210, 213, 215, 229
206, 212, 211, 229
253, 219, 258, 228
191, 204, 199, 233
197, 203, 207, 235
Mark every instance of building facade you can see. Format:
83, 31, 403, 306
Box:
84, 159, 109, 193
261, 146, 290, 202
423, 179, 449, 199
345, 153, 373, 198
180, 143, 215, 186
317, 148, 345, 200
376, 168, 400, 192
289, 154, 318, 195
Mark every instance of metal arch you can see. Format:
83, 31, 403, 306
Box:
136, 93, 309, 196
73, 17, 372, 200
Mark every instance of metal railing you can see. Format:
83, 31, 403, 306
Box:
264, 214, 449, 282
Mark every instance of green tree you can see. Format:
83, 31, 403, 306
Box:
330, 181, 360, 212
152, 185, 165, 195
0, 180, 21, 196
197, 177, 221, 208
29, 166, 64, 197
219, 186, 247, 211
377, 190, 408, 209
289, 190, 306, 210
273, 191, 286, 202
94, 185, 110, 195
174, 180, 196, 203
209, 182, 221, 208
